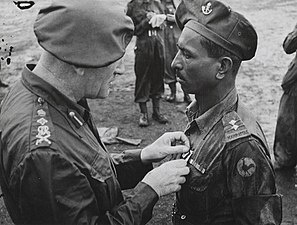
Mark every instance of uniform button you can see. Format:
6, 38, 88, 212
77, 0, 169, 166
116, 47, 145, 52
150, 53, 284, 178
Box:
181, 215, 186, 220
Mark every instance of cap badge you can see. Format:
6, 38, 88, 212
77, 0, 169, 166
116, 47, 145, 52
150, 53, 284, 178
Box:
202, 2, 213, 15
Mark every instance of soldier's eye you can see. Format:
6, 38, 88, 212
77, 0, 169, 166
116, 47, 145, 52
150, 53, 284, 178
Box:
182, 50, 191, 59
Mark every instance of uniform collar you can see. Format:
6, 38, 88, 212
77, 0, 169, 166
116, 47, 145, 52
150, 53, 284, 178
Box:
186, 88, 238, 133
21, 64, 90, 121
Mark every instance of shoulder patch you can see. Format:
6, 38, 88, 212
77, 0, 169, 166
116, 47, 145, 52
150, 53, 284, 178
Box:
236, 157, 256, 177
30, 97, 55, 149
222, 111, 250, 143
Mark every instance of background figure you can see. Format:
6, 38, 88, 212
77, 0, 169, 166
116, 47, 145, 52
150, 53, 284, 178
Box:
162, 0, 191, 104
0, 61, 8, 88
127, 0, 168, 127
274, 23, 297, 170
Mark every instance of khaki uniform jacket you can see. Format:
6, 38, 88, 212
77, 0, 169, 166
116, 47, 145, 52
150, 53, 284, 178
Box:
0, 64, 158, 225
173, 89, 282, 225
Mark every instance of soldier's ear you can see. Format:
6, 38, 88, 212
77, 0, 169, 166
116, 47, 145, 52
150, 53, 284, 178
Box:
72, 66, 85, 76
216, 57, 233, 80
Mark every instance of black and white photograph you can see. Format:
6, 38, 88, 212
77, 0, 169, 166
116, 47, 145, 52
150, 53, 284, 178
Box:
0, 0, 296, 224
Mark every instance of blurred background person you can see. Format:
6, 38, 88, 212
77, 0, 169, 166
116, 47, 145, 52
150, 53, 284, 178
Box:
0, 60, 9, 88
274, 23, 297, 170
162, 0, 191, 104
127, 0, 168, 127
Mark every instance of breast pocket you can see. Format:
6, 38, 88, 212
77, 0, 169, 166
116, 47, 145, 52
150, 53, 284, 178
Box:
179, 161, 226, 215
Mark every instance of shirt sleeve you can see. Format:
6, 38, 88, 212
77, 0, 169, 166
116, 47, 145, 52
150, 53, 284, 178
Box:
110, 149, 153, 190
11, 149, 158, 225
224, 138, 282, 225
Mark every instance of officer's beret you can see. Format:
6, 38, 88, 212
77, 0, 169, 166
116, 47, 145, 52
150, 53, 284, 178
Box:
175, 0, 257, 60
34, 0, 134, 68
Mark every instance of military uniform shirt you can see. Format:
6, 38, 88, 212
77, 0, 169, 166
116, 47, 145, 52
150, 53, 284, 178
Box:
172, 88, 282, 225
0, 64, 158, 225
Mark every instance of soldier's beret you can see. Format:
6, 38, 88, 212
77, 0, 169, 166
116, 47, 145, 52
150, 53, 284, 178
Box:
34, 0, 134, 68
175, 0, 257, 60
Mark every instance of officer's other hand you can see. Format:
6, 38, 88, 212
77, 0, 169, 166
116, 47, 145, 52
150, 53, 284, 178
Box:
140, 131, 190, 164
142, 159, 189, 197
149, 14, 166, 28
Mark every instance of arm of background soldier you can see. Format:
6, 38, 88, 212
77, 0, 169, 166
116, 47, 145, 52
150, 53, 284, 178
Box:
13, 150, 158, 225
283, 23, 297, 54
127, 1, 152, 36
225, 138, 282, 225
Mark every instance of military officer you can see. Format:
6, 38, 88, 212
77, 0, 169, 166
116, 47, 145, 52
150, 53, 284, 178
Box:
0, 0, 190, 224
171, 0, 282, 224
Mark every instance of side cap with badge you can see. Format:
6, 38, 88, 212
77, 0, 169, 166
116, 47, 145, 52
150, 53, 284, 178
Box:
175, 0, 258, 61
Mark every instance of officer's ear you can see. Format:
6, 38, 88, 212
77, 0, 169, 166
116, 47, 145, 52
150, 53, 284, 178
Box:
72, 66, 85, 76
216, 57, 233, 80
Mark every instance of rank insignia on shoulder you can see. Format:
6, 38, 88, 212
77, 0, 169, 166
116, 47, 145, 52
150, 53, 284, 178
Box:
36, 125, 51, 145
237, 157, 256, 177
35, 111, 51, 145
222, 111, 250, 143
31, 97, 53, 147
37, 109, 46, 117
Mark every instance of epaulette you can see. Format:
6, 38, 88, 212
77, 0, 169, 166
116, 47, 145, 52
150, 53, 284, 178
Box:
30, 96, 55, 150
222, 110, 250, 143
237, 103, 270, 152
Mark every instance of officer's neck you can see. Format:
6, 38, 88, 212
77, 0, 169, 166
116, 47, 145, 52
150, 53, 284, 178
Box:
33, 61, 81, 103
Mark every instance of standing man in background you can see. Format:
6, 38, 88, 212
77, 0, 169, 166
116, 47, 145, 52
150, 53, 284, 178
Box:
127, 0, 169, 127
162, 0, 191, 104
0, 61, 9, 88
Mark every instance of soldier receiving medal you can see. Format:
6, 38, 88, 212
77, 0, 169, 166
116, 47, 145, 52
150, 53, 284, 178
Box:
171, 0, 282, 224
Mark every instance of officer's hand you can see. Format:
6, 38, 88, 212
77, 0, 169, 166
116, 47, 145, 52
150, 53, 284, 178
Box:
149, 14, 166, 28
140, 131, 190, 164
142, 159, 189, 197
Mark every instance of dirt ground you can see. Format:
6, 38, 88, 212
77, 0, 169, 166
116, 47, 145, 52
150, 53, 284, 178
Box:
0, 0, 297, 224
